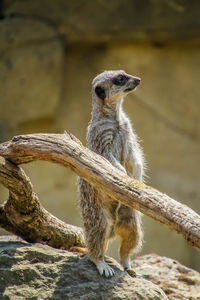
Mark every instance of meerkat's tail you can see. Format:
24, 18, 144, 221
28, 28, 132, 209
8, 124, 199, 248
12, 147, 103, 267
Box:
70, 246, 87, 254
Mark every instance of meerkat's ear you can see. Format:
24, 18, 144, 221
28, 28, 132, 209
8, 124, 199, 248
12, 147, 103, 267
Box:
95, 86, 106, 100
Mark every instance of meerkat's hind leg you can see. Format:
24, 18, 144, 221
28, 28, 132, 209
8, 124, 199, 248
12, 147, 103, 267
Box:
120, 249, 137, 278
115, 206, 142, 277
122, 257, 136, 277
95, 228, 115, 277
84, 208, 115, 277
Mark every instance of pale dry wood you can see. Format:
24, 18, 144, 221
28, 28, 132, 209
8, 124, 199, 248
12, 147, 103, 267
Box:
0, 132, 199, 250
0, 156, 84, 249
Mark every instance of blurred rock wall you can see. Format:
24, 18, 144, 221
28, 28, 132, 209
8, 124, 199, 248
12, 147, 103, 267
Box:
0, 0, 200, 271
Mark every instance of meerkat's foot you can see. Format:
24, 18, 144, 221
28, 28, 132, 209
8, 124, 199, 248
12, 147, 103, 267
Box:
125, 268, 137, 277
96, 260, 115, 277
121, 258, 137, 277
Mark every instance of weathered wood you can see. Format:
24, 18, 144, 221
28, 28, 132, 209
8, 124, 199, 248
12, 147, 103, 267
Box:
0, 156, 84, 249
0, 132, 199, 250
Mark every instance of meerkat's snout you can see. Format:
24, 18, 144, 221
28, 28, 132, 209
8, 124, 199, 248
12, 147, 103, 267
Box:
124, 77, 141, 92
134, 78, 141, 86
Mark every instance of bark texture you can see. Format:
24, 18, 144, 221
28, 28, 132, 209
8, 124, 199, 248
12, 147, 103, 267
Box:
0, 132, 199, 251
0, 156, 84, 249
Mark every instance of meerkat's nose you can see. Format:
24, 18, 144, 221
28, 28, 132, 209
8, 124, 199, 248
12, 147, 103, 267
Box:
134, 78, 141, 86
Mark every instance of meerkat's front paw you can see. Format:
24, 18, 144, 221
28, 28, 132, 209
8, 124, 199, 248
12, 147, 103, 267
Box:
96, 260, 115, 277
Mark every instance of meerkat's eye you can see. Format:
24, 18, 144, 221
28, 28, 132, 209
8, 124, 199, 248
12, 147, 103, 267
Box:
112, 75, 128, 86
95, 86, 106, 100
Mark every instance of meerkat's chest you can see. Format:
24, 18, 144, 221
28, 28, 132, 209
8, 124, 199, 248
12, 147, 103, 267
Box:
87, 119, 132, 160
113, 122, 131, 159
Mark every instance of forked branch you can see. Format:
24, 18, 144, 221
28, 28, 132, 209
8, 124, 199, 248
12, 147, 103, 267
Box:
0, 156, 84, 249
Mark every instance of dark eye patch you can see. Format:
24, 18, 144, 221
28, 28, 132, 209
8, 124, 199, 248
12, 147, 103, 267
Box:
112, 75, 128, 86
95, 86, 106, 100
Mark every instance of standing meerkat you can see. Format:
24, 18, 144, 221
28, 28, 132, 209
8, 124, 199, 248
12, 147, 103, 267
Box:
78, 70, 144, 277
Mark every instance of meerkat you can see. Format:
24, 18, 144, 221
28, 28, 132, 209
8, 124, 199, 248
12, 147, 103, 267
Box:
78, 70, 144, 277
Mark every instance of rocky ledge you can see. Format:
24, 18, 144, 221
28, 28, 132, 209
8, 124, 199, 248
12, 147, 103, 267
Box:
0, 236, 199, 300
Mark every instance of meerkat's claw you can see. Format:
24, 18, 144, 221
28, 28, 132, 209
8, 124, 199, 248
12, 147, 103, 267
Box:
97, 261, 115, 277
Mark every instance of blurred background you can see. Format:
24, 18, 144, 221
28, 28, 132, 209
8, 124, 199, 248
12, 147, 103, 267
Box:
0, 0, 200, 271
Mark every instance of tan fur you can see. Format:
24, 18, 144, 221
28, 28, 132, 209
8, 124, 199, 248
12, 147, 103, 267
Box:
78, 70, 144, 277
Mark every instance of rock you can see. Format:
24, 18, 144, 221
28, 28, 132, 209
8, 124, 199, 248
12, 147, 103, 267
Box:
0, 236, 168, 300
0, 236, 200, 299
132, 254, 200, 299
0, 18, 63, 137
0, 18, 58, 53
4, 0, 200, 43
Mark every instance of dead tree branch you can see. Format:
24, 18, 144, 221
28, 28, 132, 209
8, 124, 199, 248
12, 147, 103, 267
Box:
0, 132, 199, 250
0, 156, 84, 249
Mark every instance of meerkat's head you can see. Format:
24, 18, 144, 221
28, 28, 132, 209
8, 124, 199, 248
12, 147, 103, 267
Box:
92, 70, 140, 104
